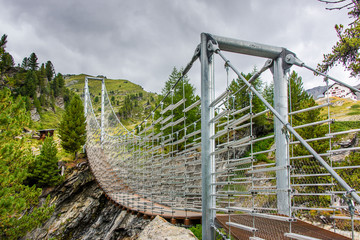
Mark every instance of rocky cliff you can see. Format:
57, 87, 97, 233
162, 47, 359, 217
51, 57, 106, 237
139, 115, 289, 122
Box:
25, 161, 197, 240
25, 162, 151, 240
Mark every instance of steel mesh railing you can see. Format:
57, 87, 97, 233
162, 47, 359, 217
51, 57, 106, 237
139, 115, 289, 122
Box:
84, 33, 360, 240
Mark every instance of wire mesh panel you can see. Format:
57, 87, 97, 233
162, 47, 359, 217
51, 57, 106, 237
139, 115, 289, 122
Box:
84, 61, 203, 221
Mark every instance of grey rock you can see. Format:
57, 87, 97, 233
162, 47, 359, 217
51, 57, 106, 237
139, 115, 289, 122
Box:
24, 164, 150, 240
138, 216, 198, 240
30, 107, 41, 122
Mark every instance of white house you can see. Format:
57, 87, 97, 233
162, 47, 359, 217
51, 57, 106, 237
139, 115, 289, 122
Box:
323, 83, 358, 101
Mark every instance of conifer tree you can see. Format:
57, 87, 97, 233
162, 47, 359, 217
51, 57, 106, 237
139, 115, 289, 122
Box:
154, 67, 200, 147
33, 97, 41, 113
0, 34, 7, 55
0, 34, 14, 74
29, 136, 62, 187
21, 57, 29, 70
0, 52, 14, 74
28, 52, 38, 71
45, 60, 55, 81
21, 70, 37, 97
228, 70, 271, 136
51, 75, 59, 97
318, 0, 360, 77
55, 73, 65, 95
59, 94, 86, 159
0, 88, 53, 239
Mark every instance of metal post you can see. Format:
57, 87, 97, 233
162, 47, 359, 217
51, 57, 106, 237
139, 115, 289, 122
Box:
273, 56, 290, 216
200, 33, 215, 240
84, 77, 89, 116
83, 77, 89, 153
101, 78, 105, 143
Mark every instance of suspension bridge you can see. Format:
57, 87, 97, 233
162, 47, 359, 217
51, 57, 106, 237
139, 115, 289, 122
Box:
84, 33, 360, 240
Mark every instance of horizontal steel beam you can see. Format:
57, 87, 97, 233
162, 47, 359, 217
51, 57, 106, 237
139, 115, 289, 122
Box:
210, 33, 283, 59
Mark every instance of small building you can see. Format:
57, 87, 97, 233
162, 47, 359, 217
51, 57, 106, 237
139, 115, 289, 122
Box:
38, 129, 55, 140
323, 83, 357, 101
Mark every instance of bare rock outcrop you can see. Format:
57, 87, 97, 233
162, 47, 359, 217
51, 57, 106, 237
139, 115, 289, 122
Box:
138, 216, 198, 240
24, 163, 151, 240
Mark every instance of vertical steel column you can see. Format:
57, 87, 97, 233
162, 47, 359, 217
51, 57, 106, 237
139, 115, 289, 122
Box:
84, 77, 89, 116
200, 33, 215, 240
273, 56, 290, 216
83, 77, 89, 153
101, 78, 105, 143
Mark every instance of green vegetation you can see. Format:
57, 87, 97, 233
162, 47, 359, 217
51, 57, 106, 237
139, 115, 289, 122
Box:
0, 34, 14, 75
65, 74, 157, 127
189, 224, 231, 240
28, 136, 63, 187
153, 67, 200, 148
229, 70, 272, 136
317, 1, 360, 77
0, 88, 54, 239
59, 94, 86, 159
0, 33, 71, 238
332, 121, 360, 132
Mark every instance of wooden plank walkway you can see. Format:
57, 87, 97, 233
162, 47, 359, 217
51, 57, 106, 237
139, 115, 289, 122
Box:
216, 215, 351, 240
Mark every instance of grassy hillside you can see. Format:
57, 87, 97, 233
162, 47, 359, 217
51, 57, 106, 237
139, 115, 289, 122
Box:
317, 97, 360, 121
65, 74, 158, 128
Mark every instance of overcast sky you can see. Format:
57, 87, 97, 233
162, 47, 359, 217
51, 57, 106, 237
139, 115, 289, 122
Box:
0, 0, 357, 94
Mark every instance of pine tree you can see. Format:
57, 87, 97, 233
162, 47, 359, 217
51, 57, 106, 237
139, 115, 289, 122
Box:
55, 73, 65, 95
0, 52, 14, 74
51, 75, 59, 97
0, 88, 54, 239
154, 67, 200, 147
33, 97, 41, 113
59, 94, 86, 159
0, 34, 7, 55
228, 70, 271, 136
28, 52, 38, 71
0, 34, 14, 74
29, 136, 62, 187
318, 1, 360, 77
21, 70, 37, 97
21, 57, 29, 70
45, 60, 55, 81
286, 71, 329, 205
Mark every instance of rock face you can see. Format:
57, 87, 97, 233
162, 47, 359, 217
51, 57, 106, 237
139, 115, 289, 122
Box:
30, 107, 41, 122
138, 216, 198, 240
25, 163, 151, 240
25, 162, 197, 240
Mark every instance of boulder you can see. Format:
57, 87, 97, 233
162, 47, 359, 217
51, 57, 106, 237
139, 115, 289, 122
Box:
30, 107, 40, 122
138, 216, 198, 240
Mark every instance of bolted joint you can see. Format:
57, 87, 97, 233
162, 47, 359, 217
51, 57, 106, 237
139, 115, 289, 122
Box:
194, 44, 201, 57
207, 40, 220, 53
264, 59, 273, 69
285, 54, 304, 67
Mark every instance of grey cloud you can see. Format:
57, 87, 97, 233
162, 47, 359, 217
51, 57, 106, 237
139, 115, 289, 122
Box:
0, 0, 355, 93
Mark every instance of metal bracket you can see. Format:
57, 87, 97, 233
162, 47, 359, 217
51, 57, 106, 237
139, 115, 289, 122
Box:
270, 49, 297, 73
203, 33, 218, 61
284, 53, 305, 67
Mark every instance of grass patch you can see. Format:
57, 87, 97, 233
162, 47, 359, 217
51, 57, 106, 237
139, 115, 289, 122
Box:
347, 111, 360, 115
39, 106, 65, 129
350, 104, 360, 109
332, 121, 360, 132
318, 97, 360, 119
